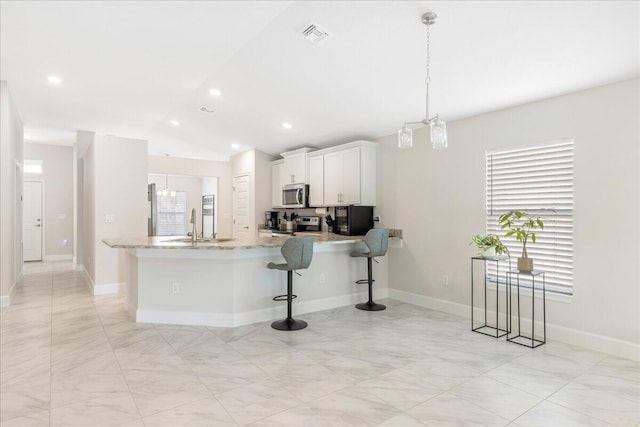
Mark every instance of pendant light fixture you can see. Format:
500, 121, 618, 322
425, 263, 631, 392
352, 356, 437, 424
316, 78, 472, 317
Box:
157, 174, 177, 198
398, 11, 447, 150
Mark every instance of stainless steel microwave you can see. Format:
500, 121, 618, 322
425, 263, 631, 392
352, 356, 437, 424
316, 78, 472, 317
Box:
282, 183, 309, 208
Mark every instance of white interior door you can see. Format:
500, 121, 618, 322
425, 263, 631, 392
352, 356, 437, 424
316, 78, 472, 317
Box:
233, 175, 251, 238
23, 181, 43, 261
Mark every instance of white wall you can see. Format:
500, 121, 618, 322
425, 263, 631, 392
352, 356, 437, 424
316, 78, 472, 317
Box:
376, 78, 640, 358
255, 150, 275, 231
148, 155, 232, 238
83, 134, 148, 291
0, 81, 24, 306
75, 130, 95, 270
24, 143, 73, 259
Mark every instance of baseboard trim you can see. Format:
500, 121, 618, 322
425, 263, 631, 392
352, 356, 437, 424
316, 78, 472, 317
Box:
93, 283, 121, 295
137, 310, 234, 327
0, 280, 18, 307
389, 288, 469, 318
43, 254, 72, 262
82, 270, 121, 296
136, 288, 389, 328
389, 288, 640, 362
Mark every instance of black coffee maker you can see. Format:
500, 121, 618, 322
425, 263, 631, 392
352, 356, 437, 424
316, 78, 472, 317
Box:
265, 211, 279, 230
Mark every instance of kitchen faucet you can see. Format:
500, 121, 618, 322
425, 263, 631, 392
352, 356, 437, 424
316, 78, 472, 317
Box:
190, 208, 197, 243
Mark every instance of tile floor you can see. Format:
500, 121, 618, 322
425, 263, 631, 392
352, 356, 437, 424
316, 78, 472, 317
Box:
1, 261, 638, 426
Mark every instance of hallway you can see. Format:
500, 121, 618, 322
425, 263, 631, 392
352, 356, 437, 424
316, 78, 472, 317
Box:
1, 262, 638, 426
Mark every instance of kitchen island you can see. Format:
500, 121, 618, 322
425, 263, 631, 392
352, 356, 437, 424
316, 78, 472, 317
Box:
103, 232, 400, 327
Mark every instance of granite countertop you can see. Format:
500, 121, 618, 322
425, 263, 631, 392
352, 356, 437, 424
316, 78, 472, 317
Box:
103, 232, 362, 250
103, 229, 402, 251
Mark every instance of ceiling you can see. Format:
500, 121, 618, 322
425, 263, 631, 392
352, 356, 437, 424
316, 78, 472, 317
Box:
2, 1, 638, 160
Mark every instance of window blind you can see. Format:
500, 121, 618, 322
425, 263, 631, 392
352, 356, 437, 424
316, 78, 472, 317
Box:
157, 191, 187, 236
486, 141, 574, 295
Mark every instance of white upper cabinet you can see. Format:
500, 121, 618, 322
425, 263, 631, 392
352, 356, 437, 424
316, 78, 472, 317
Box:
274, 142, 376, 208
308, 155, 324, 206
281, 147, 313, 185
321, 141, 377, 206
271, 160, 284, 208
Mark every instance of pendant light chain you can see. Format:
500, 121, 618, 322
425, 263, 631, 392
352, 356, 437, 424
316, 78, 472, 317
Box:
425, 22, 431, 121
426, 23, 431, 86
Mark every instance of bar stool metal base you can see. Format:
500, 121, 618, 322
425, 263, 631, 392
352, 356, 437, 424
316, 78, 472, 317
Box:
271, 318, 308, 331
355, 301, 386, 311
355, 257, 386, 311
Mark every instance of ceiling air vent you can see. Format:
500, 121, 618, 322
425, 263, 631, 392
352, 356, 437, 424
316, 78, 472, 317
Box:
301, 22, 330, 45
199, 106, 215, 114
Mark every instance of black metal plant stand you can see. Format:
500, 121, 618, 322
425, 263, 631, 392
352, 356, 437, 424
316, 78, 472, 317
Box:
471, 255, 510, 338
507, 269, 546, 348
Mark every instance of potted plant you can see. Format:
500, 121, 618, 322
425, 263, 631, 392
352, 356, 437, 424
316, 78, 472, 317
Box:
499, 210, 544, 272
470, 234, 509, 257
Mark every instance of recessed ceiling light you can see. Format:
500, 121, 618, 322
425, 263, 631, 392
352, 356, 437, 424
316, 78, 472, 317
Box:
231, 143, 240, 150
282, 122, 292, 129
209, 88, 222, 97
170, 120, 180, 126
47, 76, 63, 84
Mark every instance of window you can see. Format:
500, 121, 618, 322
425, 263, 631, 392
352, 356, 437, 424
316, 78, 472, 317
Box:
24, 159, 43, 174
157, 191, 187, 236
486, 140, 574, 295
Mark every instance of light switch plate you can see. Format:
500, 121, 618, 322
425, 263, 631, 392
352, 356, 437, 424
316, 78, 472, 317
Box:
105, 214, 115, 223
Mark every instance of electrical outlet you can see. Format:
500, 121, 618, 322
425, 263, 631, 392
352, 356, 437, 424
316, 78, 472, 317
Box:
442, 275, 449, 286
171, 282, 181, 294
319, 273, 325, 284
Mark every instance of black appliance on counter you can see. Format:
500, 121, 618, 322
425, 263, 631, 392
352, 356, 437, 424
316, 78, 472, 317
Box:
265, 211, 279, 230
334, 206, 373, 236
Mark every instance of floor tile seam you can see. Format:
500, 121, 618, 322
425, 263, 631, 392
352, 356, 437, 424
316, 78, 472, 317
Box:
541, 394, 622, 425
507, 356, 593, 382
238, 394, 330, 427
481, 368, 569, 399
508, 398, 548, 425
443, 388, 527, 424
274, 373, 357, 403
570, 374, 640, 404
555, 376, 640, 408
211, 394, 242, 426
48, 266, 55, 426
382, 387, 450, 414
138, 396, 224, 423
150, 320, 249, 422
84, 274, 144, 420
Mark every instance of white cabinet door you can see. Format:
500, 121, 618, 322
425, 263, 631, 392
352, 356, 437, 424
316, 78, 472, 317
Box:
341, 147, 361, 205
323, 151, 343, 205
271, 162, 284, 208
283, 153, 306, 184
308, 155, 324, 206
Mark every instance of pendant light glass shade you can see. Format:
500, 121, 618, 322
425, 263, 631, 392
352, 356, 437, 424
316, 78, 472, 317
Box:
430, 119, 448, 150
398, 125, 413, 149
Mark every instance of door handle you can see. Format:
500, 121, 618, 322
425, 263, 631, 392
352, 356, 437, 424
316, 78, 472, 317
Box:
296, 189, 302, 205
34, 224, 41, 227
243, 226, 249, 230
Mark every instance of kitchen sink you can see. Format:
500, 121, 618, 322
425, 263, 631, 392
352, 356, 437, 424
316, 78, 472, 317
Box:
167, 237, 234, 243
